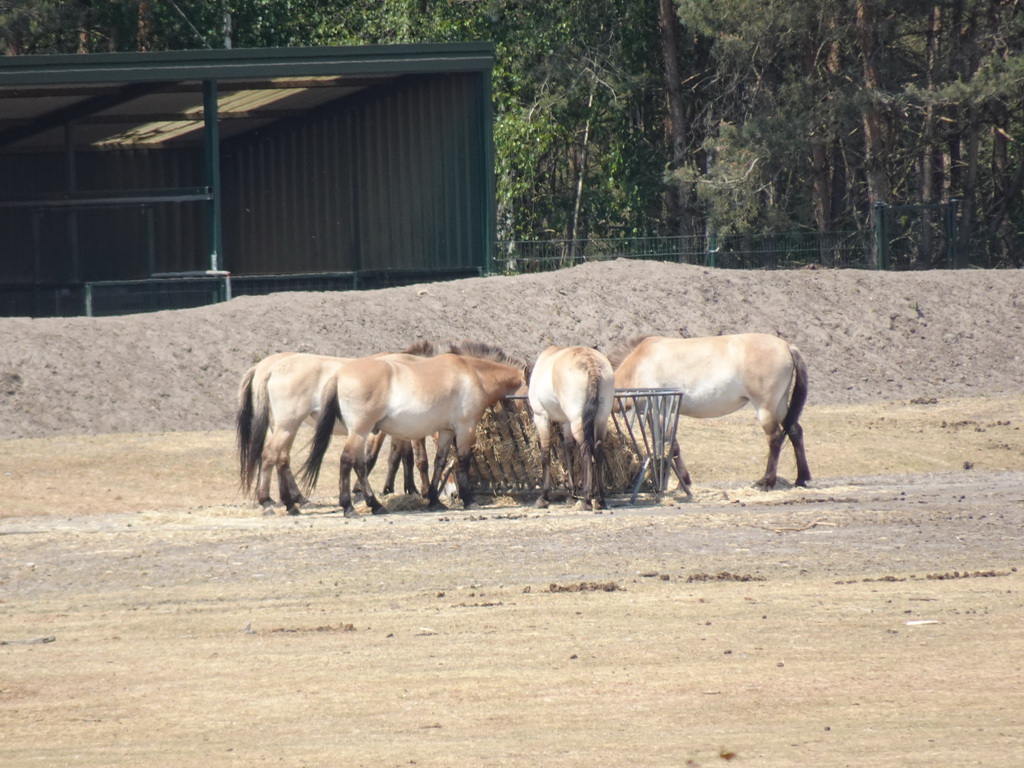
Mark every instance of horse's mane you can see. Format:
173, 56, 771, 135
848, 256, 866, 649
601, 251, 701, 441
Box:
401, 339, 439, 357
402, 338, 530, 375
607, 335, 652, 369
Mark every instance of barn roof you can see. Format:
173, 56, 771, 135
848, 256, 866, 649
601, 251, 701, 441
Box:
0, 43, 494, 153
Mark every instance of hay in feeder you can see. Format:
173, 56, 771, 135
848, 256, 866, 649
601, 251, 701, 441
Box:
468, 401, 644, 497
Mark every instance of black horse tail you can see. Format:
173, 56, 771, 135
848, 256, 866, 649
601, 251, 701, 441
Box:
300, 375, 341, 493
782, 344, 809, 435
236, 365, 265, 494
581, 366, 602, 456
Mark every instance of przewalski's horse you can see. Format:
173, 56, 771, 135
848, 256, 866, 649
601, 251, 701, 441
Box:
528, 345, 615, 511
300, 344, 529, 516
236, 352, 418, 516
610, 333, 810, 492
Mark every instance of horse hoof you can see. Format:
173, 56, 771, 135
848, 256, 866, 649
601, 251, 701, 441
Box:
370, 505, 388, 515
342, 508, 360, 519
261, 506, 277, 517
534, 498, 550, 509
286, 506, 302, 516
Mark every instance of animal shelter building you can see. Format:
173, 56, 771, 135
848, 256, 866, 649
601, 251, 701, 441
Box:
0, 43, 496, 316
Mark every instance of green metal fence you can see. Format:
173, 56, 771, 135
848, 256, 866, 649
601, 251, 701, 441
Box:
493, 231, 869, 274
82, 267, 484, 317
13, 219, 984, 318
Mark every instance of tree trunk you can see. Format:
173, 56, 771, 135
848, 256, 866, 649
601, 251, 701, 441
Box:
919, 5, 942, 266
854, 0, 889, 267
957, 100, 980, 262
806, 17, 843, 264
658, 0, 691, 237
568, 88, 594, 265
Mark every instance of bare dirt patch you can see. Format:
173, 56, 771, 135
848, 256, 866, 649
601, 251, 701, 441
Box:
1, 261, 1023, 766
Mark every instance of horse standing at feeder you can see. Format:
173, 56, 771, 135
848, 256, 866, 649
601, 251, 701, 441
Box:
611, 333, 810, 493
528, 345, 615, 511
301, 345, 529, 516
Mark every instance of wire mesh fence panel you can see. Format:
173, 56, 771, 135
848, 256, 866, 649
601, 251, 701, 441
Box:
84, 276, 227, 317
876, 203, 959, 270
495, 232, 868, 274
354, 267, 483, 290
81, 268, 483, 316
710, 231, 869, 269
230, 272, 357, 296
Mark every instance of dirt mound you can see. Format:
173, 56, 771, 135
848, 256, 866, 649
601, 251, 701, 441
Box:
2, 260, 1023, 439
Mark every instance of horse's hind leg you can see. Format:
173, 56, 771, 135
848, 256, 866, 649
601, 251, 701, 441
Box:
277, 465, 304, 516
256, 433, 287, 514
381, 438, 404, 495
399, 440, 417, 495
559, 426, 579, 497
261, 427, 304, 514
592, 437, 607, 511
426, 432, 456, 510
255, 458, 276, 515
754, 413, 786, 490
336, 438, 357, 516
787, 421, 811, 487
671, 438, 693, 498
533, 415, 554, 509
351, 435, 384, 514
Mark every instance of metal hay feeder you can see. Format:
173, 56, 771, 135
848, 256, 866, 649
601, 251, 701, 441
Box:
466, 388, 684, 503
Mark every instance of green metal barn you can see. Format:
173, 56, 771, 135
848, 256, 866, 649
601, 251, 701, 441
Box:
0, 43, 496, 316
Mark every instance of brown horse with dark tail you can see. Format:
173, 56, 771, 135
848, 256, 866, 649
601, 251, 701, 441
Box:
301, 343, 529, 516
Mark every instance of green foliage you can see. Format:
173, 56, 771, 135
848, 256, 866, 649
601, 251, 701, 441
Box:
6, 0, 1023, 264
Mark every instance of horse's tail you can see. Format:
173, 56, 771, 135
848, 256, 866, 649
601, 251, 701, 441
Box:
782, 344, 809, 434
581, 366, 602, 455
236, 365, 265, 494
300, 375, 341, 493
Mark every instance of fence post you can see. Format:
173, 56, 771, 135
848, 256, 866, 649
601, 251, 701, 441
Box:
946, 198, 960, 268
874, 202, 888, 270
707, 232, 718, 268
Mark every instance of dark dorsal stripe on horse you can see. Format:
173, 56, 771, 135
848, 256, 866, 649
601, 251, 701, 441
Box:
403, 338, 531, 380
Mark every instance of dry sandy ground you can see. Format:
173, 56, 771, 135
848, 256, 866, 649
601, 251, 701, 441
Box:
1, 261, 1023, 766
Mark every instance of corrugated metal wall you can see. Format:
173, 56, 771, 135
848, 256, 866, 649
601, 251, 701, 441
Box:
221, 73, 487, 276
222, 106, 356, 274
0, 149, 207, 284
0, 68, 490, 315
